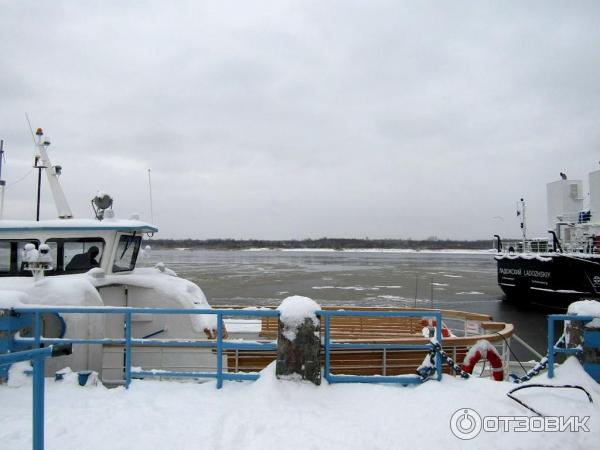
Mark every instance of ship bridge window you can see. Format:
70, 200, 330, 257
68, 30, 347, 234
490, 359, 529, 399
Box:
46, 238, 105, 274
113, 235, 141, 273
0, 240, 41, 277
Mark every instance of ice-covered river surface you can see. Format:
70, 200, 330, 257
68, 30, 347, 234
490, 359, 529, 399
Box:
144, 249, 551, 356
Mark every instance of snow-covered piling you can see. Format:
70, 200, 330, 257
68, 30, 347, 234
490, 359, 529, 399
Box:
565, 300, 600, 349
565, 300, 600, 372
275, 296, 321, 385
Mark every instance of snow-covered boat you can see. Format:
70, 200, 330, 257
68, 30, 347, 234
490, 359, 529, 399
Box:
495, 169, 600, 308
0, 128, 219, 383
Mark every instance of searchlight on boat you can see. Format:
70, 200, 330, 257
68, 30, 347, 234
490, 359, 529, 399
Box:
91, 193, 114, 221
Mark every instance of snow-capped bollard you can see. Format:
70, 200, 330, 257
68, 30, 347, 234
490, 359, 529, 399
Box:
276, 296, 321, 385
566, 300, 600, 363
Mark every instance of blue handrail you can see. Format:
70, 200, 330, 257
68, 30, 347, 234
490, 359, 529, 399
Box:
10, 306, 279, 389
547, 314, 595, 378
319, 309, 443, 384
9, 306, 446, 387
0, 306, 457, 450
0, 346, 53, 450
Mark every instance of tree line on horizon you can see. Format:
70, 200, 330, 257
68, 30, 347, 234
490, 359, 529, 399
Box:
144, 237, 497, 250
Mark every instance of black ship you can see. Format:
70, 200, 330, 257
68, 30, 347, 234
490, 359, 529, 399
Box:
495, 170, 600, 309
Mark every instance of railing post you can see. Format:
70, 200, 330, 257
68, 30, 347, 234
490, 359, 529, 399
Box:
34, 311, 41, 349
124, 311, 132, 388
324, 313, 330, 382
32, 355, 45, 450
216, 312, 223, 389
548, 316, 555, 379
435, 313, 443, 381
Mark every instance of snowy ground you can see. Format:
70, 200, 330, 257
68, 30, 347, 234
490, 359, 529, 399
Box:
1, 358, 599, 450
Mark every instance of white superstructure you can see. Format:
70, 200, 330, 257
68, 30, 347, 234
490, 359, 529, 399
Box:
545, 170, 600, 252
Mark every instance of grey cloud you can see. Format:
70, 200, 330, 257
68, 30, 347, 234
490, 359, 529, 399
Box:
1, 1, 599, 240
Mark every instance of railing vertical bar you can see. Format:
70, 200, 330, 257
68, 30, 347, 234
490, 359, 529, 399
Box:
216, 312, 223, 389
34, 311, 41, 348
435, 312, 443, 381
124, 312, 132, 388
547, 316, 555, 379
32, 355, 45, 450
503, 339, 509, 378
382, 348, 387, 376
324, 313, 330, 382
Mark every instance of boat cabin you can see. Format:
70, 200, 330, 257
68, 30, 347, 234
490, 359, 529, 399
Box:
0, 219, 157, 277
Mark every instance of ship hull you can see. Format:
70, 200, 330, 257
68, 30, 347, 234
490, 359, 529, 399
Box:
496, 253, 600, 309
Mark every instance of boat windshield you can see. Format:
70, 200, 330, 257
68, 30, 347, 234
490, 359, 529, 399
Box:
112, 235, 142, 273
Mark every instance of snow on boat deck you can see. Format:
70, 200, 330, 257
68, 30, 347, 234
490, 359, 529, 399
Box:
1, 358, 599, 449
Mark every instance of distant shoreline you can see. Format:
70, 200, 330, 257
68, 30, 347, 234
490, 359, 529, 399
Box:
144, 238, 501, 251
156, 247, 496, 255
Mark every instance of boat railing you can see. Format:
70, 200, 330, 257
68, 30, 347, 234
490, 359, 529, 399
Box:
7, 306, 279, 389
319, 309, 444, 384
221, 305, 515, 379
497, 238, 552, 254
3, 305, 517, 386
498, 238, 599, 255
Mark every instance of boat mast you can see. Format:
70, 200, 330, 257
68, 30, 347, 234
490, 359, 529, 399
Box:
33, 128, 73, 219
0, 140, 5, 219
518, 198, 527, 249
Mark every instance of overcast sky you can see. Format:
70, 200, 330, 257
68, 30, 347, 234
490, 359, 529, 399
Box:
1, 1, 599, 240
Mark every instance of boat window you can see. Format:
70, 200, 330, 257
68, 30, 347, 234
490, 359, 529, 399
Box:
0, 240, 40, 276
45, 238, 105, 274
0, 241, 10, 273
113, 235, 141, 273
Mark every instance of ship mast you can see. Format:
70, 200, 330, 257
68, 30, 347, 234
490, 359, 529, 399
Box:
33, 128, 73, 219
518, 198, 527, 249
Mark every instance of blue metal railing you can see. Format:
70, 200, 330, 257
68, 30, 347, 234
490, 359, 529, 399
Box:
11, 306, 279, 389
0, 346, 53, 450
2, 306, 448, 450
547, 314, 595, 378
7, 306, 447, 388
319, 310, 443, 384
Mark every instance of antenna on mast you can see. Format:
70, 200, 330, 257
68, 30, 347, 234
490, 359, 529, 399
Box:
148, 168, 154, 224
25, 113, 36, 144
517, 198, 527, 250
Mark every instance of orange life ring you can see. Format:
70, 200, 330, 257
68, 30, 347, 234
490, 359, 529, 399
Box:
420, 319, 452, 338
461, 339, 504, 381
